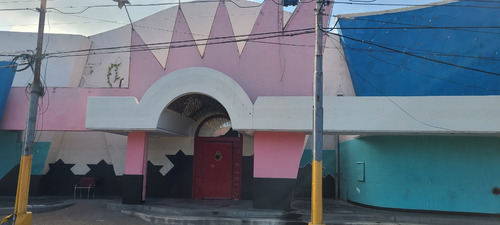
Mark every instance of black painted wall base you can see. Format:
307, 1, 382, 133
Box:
294, 163, 336, 199
122, 175, 144, 204
146, 152, 193, 198
253, 178, 295, 210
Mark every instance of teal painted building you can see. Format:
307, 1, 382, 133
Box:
340, 136, 500, 214
0, 131, 51, 195
337, 0, 500, 214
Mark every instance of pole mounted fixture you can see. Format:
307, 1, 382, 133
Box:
113, 0, 134, 30
113, 0, 130, 9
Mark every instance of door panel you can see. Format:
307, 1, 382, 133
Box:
201, 142, 233, 199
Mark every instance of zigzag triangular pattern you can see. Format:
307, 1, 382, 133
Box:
284, 12, 292, 26
129, 0, 300, 69
129, 30, 169, 99
226, 0, 262, 53
134, 6, 179, 68
180, 0, 219, 56
165, 8, 204, 73
202, 1, 240, 76
237, 0, 284, 101
125, 0, 334, 101
284, 0, 315, 31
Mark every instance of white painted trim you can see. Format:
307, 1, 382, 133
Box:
253, 96, 500, 135
87, 67, 500, 135
86, 67, 254, 134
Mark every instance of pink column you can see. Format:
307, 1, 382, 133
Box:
253, 131, 306, 209
123, 131, 149, 204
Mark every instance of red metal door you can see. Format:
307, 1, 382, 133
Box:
200, 142, 233, 199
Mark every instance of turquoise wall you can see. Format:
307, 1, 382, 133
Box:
0, 131, 50, 179
0, 131, 22, 179
339, 136, 500, 214
299, 149, 336, 177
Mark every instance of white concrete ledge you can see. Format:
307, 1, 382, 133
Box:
88, 95, 500, 136
253, 96, 500, 135
85, 97, 194, 136
85, 67, 253, 135
86, 68, 500, 136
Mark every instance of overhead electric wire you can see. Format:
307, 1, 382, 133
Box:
2, 0, 498, 71
329, 25, 500, 30
227, 0, 265, 8
45, 27, 315, 59
332, 0, 500, 9
0, 0, 58, 2
0, 7, 36, 11
340, 45, 500, 62
324, 28, 500, 62
333, 37, 500, 92
333, 17, 500, 35
3, 0, 499, 35
324, 34, 462, 133
3, 25, 497, 64
2, 0, 500, 13
0, 0, 260, 14
330, 31, 500, 76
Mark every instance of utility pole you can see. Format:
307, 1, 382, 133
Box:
310, 0, 325, 224
11, 0, 47, 224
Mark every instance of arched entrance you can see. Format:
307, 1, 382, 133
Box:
192, 115, 242, 200
86, 67, 253, 203
166, 93, 243, 200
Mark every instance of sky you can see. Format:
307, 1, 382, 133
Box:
0, 0, 440, 36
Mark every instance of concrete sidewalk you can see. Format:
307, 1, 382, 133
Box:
1, 197, 499, 225
108, 198, 500, 225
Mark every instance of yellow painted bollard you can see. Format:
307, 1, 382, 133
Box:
13, 155, 33, 225
309, 160, 325, 225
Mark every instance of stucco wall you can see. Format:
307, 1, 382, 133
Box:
44, 131, 127, 176
0, 31, 91, 87
339, 135, 500, 213
0, 131, 51, 195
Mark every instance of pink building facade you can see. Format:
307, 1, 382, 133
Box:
0, 0, 352, 209
1, 0, 499, 213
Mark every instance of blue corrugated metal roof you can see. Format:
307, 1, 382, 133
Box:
338, 1, 500, 96
0, 61, 16, 123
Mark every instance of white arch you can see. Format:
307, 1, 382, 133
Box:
140, 67, 253, 130
86, 67, 253, 134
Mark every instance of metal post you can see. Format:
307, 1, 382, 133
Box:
334, 134, 339, 199
12, 0, 46, 224
310, 0, 324, 224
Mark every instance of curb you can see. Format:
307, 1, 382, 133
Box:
109, 202, 500, 225
0, 201, 75, 215
109, 203, 410, 225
